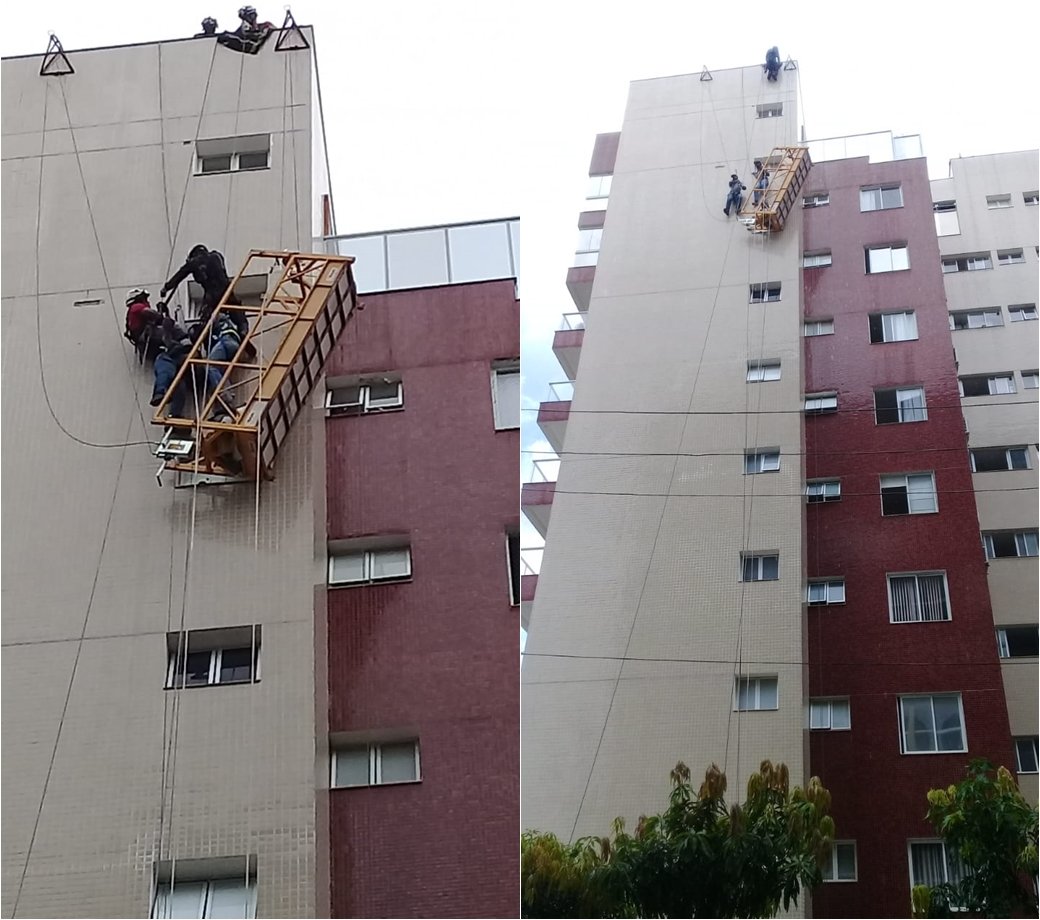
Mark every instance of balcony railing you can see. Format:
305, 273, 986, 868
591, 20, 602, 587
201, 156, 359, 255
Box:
560, 313, 586, 331
530, 458, 560, 483
546, 381, 574, 402
520, 547, 543, 576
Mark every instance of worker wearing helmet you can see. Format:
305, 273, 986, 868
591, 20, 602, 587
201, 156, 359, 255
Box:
123, 288, 168, 363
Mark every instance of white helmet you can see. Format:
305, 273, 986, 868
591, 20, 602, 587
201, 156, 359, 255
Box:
126, 288, 149, 305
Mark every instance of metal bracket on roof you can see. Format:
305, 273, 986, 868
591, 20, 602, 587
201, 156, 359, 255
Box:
40, 34, 74, 76
699, 66, 713, 82
783, 56, 797, 71
274, 9, 310, 51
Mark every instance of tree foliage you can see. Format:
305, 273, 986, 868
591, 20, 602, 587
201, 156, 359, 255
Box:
918, 758, 1039, 918
521, 760, 834, 918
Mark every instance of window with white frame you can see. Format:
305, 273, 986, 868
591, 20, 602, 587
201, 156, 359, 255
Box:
741, 553, 779, 582
959, 374, 1016, 397
997, 248, 1025, 265
332, 740, 421, 788
152, 877, 256, 919
881, 472, 937, 516
492, 362, 521, 429
869, 310, 918, 344
1023, 370, 1039, 389
949, 308, 1002, 330
874, 386, 927, 424
909, 840, 967, 889
1015, 736, 1039, 773
749, 282, 782, 303
746, 360, 781, 382
1024, 191, 1039, 206
1009, 303, 1038, 322
807, 580, 845, 605
756, 103, 783, 118
860, 185, 903, 212
195, 134, 271, 175
942, 253, 992, 273
806, 480, 841, 503
574, 228, 602, 266
865, 244, 909, 274
803, 251, 832, 268
326, 379, 403, 415
821, 841, 857, 882
586, 174, 613, 200
328, 546, 412, 586
804, 393, 838, 414
888, 572, 950, 623
986, 194, 1012, 209
507, 530, 521, 606
803, 319, 834, 337
970, 446, 1030, 472
810, 698, 851, 730
983, 530, 1039, 559
899, 694, 966, 753
744, 450, 780, 474
165, 626, 260, 689
735, 676, 778, 710
933, 200, 960, 236
803, 191, 829, 208
996, 626, 1039, 659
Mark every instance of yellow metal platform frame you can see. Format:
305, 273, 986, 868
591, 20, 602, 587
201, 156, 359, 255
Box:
151, 250, 358, 481
738, 146, 813, 233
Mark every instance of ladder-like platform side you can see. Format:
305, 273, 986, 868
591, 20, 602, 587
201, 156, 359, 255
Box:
151, 250, 358, 481
738, 146, 813, 233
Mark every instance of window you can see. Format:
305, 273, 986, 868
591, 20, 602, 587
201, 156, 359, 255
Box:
492, 363, 520, 429
810, 698, 851, 730
741, 554, 779, 582
881, 472, 937, 516
1023, 370, 1039, 389
574, 228, 602, 266
959, 374, 1016, 397
756, 103, 783, 118
749, 282, 782, 303
735, 676, 778, 710
328, 546, 412, 586
865, 244, 909, 274
326, 380, 403, 415
970, 446, 1030, 472
909, 840, 967, 889
807, 580, 845, 605
942, 253, 992, 273
746, 361, 781, 382
933, 200, 960, 236
507, 531, 521, 606
195, 134, 271, 175
986, 194, 1012, 209
899, 694, 966, 753
1009, 304, 1038, 322
869, 310, 918, 344
860, 185, 903, 211
803, 192, 829, 208
804, 393, 838, 414
888, 573, 950, 623
803, 319, 834, 337
996, 626, 1039, 659
332, 740, 421, 788
1024, 191, 1039, 206
803, 251, 832, 268
998, 248, 1025, 265
874, 386, 927, 424
984, 530, 1039, 559
586, 174, 613, 199
153, 878, 256, 919
949, 308, 1002, 330
165, 627, 260, 689
744, 450, 780, 474
822, 842, 858, 882
806, 480, 841, 503
1015, 737, 1039, 774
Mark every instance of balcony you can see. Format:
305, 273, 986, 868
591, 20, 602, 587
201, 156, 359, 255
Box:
566, 265, 595, 311
552, 313, 585, 380
521, 459, 559, 538
520, 547, 542, 631
537, 382, 572, 453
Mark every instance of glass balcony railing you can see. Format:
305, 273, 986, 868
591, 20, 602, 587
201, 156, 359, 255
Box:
520, 547, 543, 576
559, 313, 586, 331
529, 458, 560, 483
546, 381, 574, 402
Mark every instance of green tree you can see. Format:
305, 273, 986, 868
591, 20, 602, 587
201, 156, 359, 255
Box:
521, 760, 835, 918
918, 758, 1039, 918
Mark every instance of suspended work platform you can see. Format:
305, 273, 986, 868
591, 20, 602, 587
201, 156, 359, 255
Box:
152, 250, 358, 483
738, 146, 812, 233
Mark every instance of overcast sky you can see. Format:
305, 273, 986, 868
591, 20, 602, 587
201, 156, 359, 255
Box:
4, 0, 1039, 579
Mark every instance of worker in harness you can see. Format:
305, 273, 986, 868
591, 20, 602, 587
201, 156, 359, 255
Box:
149, 317, 199, 417
124, 288, 168, 364
217, 5, 275, 54
764, 47, 781, 81
723, 173, 746, 217
752, 160, 770, 205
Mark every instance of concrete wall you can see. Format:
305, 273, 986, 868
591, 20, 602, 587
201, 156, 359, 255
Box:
1, 35, 322, 918
522, 65, 807, 848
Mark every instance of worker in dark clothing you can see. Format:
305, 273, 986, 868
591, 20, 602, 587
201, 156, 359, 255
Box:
764, 47, 781, 81
162, 244, 249, 340
217, 5, 275, 54
752, 160, 770, 205
196, 17, 219, 37
723, 174, 746, 216
149, 318, 200, 417
124, 288, 168, 364
203, 312, 244, 411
